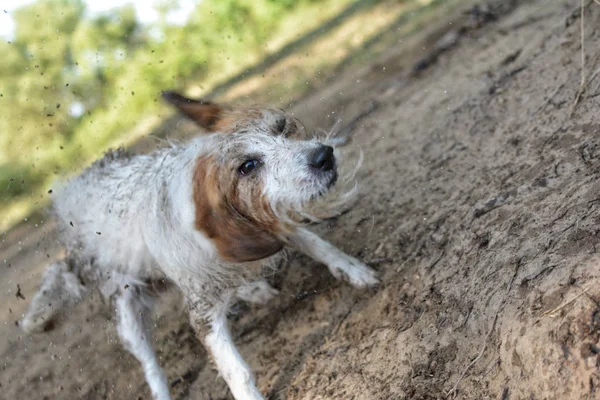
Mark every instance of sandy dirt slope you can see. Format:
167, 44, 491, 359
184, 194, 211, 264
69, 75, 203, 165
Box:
2, 0, 600, 399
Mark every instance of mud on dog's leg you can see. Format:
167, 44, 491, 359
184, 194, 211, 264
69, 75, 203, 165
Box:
115, 283, 170, 400
21, 260, 87, 333
288, 227, 380, 289
189, 296, 265, 400
236, 280, 279, 305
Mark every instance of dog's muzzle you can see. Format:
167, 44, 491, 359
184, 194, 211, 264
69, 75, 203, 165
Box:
309, 145, 337, 188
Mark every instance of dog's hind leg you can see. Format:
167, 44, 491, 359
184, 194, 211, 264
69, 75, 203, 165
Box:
21, 260, 87, 333
115, 281, 171, 400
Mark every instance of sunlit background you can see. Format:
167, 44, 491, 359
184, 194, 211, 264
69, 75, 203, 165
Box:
0, 0, 197, 39
0, 0, 434, 232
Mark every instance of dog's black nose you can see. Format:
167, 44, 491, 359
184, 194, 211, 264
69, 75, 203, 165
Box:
309, 145, 335, 171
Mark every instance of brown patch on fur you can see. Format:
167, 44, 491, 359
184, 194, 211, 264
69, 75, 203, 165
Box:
162, 91, 268, 134
192, 156, 283, 263
212, 108, 264, 133
162, 91, 307, 137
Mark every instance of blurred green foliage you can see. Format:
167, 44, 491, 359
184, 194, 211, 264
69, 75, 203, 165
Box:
0, 0, 351, 226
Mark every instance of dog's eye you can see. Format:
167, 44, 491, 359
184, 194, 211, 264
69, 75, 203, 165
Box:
238, 159, 260, 176
275, 117, 286, 134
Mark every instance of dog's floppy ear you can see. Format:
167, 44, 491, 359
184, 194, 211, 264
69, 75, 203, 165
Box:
161, 91, 224, 132
193, 157, 283, 262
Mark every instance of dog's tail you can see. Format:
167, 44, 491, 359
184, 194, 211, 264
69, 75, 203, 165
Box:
20, 259, 87, 333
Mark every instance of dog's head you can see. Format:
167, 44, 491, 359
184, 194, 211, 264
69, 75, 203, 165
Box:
163, 91, 355, 263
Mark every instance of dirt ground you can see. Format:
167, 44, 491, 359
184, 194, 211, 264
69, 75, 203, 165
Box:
2, 0, 600, 399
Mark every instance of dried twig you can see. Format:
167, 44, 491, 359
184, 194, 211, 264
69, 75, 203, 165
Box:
539, 286, 589, 319
367, 215, 375, 237
581, 0, 586, 89
569, 0, 600, 117
576, 283, 600, 307
568, 0, 587, 117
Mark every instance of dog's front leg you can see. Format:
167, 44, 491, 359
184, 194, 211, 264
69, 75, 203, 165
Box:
189, 296, 264, 400
288, 227, 379, 288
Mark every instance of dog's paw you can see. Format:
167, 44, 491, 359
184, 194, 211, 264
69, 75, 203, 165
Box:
329, 257, 380, 289
20, 308, 55, 334
236, 280, 279, 305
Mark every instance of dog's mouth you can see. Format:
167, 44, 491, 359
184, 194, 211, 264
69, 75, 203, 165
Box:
309, 169, 338, 201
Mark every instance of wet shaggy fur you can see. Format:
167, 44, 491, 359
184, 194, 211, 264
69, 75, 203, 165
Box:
20, 93, 379, 400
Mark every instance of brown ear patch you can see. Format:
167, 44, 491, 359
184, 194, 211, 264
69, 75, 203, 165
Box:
193, 156, 283, 263
162, 90, 268, 134
210, 108, 264, 134
162, 91, 224, 131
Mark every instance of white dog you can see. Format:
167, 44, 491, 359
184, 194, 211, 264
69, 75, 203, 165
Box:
21, 91, 379, 400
